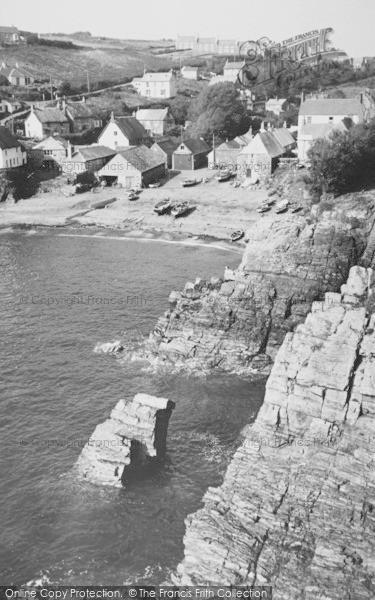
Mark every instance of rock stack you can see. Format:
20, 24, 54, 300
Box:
174, 266, 375, 598
75, 393, 175, 486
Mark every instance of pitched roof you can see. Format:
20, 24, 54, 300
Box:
299, 98, 364, 117
215, 140, 242, 150
111, 116, 147, 140
136, 108, 170, 121
32, 135, 69, 149
0, 126, 21, 149
266, 98, 287, 107
152, 138, 179, 155
33, 107, 68, 124
199, 37, 216, 44
65, 102, 99, 119
177, 138, 210, 154
240, 131, 285, 158
0, 26, 19, 34
299, 121, 349, 139
73, 145, 115, 161
272, 128, 296, 148
234, 131, 253, 146
218, 39, 237, 46
224, 61, 245, 70
142, 71, 174, 82
117, 145, 165, 171
181, 66, 198, 72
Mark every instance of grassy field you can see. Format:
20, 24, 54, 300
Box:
0, 42, 178, 87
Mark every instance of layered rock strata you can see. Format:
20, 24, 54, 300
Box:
175, 266, 375, 599
141, 196, 375, 374
75, 393, 175, 486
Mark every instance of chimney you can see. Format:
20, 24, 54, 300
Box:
81, 95, 86, 103
283, 120, 287, 128
62, 98, 66, 111
260, 121, 266, 132
110, 111, 115, 121
132, 110, 136, 117
267, 122, 272, 131
67, 141, 73, 159
301, 90, 306, 103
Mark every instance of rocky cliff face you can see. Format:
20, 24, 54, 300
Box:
140, 195, 375, 375
75, 393, 175, 486
174, 266, 375, 599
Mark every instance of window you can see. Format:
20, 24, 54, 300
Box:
329, 116, 333, 122
180, 144, 185, 149
306, 116, 312, 123
114, 131, 118, 136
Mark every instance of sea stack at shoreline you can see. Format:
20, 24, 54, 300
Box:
174, 266, 375, 598
75, 393, 175, 486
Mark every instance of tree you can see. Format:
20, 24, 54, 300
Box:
169, 95, 190, 125
308, 119, 375, 195
186, 82, 250, 143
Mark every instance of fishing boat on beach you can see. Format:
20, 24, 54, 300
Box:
171, 201, 190, 218
181, 178, 197, 187
154, 198, 172, 215
290, 203, 303, 213
275, 199, 289, 214
90, 197, 117, 210
257, 204, 271, 213
230, 230, 244, 242
127, 191, 138, 201
215, 169, 232, 182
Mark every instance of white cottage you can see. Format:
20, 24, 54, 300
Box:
0, 126, 27, 169
98, 113, 148, 150
131, 70, 177, 99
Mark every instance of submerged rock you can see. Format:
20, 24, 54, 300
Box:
94, 340, 123, 354
75, 393, 175, 486
174, 266, 375, 598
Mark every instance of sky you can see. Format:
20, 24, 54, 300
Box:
2, 0, 374, 57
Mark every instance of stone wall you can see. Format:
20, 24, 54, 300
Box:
75, 393, 175, 486
174, 266, 375, 599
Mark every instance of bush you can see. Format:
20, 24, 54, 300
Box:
307, 119, 375, 196
76, 171, 98, 187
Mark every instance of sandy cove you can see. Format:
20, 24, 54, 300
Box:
0, 169, 279, 245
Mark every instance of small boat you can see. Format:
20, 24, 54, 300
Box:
181, 178, 197, 187
130, 186, 142, 194
154, 198, 171, 215
127, 191, 138, 201
257, 204, 271, 213
215, 170, 232, 182
275, 200, 289, 214
148, 182, 161, 188
90, 197, 117, 210
231, 230, 244, 242
291, 203, 302, 213
171, 201, 190, 218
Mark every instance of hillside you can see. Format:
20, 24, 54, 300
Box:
0, 42, 178, 87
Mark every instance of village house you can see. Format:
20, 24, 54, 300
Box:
0, 98, 23, 114
0, 125, 27, 169
61, 145, 115, 175
172, 138, 210, 170
175, 36, 244, 55
62, 99, 102, 133
266, 98, 289, 116
97, 145, 165, 188
131, 70, 177, 99
207, 140, 242, 169
135, 108, 175, 137
98, 113, 148, 150
0, 26, 22, 45
297, 97, 366, 161
150, 138, 179, 168
30, 136, 71, 168
181, 66, 199, 80
209, 61, 245, 86
0, 62, 34, 86
237, 128, 294, 181
25, 107, 70, 139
